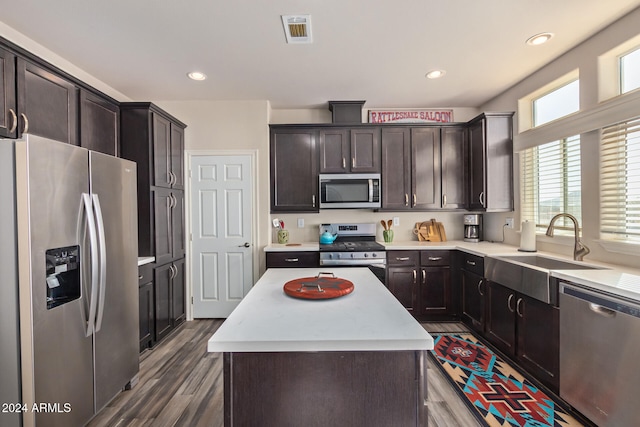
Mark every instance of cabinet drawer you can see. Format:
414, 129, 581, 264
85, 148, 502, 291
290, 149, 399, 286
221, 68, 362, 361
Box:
459, 252, 484, 276
138, 263, 153, 286
387, 251, 419, 266
420, 250, 450, 266
266, 252, 319, 268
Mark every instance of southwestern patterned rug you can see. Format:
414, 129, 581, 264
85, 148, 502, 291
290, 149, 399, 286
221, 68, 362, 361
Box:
429, 333, 585, 427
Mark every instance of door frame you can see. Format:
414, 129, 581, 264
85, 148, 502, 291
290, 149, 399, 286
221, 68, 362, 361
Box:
185, 149, 258, 321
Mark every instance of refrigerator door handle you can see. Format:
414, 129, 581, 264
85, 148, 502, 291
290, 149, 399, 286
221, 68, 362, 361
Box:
82, 193, 99, 337
92, 194, 108, 333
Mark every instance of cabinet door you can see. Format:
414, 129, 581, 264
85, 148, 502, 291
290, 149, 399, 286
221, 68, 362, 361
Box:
154, 263, 173, 342
381, 127, 410, 210
0, 47, 17, 138
387, 267, 417, 313
350, 128, 380, 173
468, 119, 485, 210
266, 252, 319, 268
171, 259, 186, 326
441, 127, 467, 209
270, 129, 318, 212
411, 128, 441, 209
139, 281, 154, 352
80, 90, 119, 156
517, 294, 559, 392
485, 281, 516, 356
418, 266, 451, 316
461, 269, 485, 332
153, 188, 173, 266
170, 123, 184, 190
171, 191, 185, 259
16, 58, 78, 145
153, 113, 172, 188
319, 129, 349, 173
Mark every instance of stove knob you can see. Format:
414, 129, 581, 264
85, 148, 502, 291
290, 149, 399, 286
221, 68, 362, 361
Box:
329, 254, 333, 259
372, 253, 377, 258
350, 253, 354, 258
364, 253, 369, 258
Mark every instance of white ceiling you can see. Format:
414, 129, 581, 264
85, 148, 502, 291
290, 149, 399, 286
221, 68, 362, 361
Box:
2, 0, 640, 109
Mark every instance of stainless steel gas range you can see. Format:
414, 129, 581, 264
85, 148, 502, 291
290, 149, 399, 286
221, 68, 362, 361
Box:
319, 223, 386, 282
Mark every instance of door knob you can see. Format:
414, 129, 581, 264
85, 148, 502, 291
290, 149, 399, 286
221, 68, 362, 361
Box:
239, 242, 250, 248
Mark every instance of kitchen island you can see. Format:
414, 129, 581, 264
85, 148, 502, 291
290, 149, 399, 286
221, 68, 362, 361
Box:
208, 267, 433, 427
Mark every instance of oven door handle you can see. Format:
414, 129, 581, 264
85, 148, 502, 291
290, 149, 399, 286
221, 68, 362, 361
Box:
368, 179, 374, 202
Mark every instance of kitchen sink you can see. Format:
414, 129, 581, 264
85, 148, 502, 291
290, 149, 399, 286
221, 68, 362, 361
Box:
484, 254, 607, 305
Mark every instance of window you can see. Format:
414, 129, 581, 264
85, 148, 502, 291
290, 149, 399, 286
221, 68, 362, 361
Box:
620, 47, 640, 94
600, 117, 640, 242
520, 136, 581, 233
533, 80, 580, 127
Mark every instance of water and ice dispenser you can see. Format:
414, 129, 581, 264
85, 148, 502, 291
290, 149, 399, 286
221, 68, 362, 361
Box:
45, 245, 81, 309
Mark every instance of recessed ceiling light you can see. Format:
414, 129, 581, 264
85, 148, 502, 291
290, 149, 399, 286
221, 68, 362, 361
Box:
187, 71, 207, 81
425, 70, 446, 79
526, 32, 553, 46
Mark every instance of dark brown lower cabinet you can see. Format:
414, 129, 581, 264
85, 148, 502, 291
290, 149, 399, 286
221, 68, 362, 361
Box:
387, 266, 417, 313
265, 251, 319, 268
224, 350, 427, 426
461, 268, 485, 333
138, 263, 154, 352
485, 281, 559, 393
154, 258, 186, 343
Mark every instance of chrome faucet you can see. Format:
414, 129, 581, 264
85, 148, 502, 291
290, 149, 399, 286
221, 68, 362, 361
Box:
545, 213, 590, 261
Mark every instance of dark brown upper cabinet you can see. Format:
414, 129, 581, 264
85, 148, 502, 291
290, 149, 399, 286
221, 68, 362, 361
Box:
270, 127, 319, 213
441, 126, 468, 209
319, 127, 380, 173
16, 58, 79, 145
468, 112, 514, 212
80, 90, 119, 156
381, 127, 441, 210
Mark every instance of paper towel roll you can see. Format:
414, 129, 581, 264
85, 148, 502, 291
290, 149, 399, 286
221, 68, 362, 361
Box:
519, 220, 537, 252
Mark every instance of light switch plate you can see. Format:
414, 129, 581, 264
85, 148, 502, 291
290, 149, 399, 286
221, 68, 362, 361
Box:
297, 218, 304, 228
505, 217, 514, 228
393, 217, 400, 226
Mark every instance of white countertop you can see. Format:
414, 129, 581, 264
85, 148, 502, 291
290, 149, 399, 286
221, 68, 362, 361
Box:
137, 256, 155, 266
208, 267, 434, 353
264, 242, 320, 252
264, 240, 640, 302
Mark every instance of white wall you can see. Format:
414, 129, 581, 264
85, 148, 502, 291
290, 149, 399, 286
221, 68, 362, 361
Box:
481, 7, 640, 268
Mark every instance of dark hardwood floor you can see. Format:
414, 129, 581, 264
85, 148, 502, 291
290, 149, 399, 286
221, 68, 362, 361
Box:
88, 320, 480, 427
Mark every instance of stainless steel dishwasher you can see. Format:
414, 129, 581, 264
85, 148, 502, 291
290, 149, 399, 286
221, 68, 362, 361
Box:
559, 281, 640, 427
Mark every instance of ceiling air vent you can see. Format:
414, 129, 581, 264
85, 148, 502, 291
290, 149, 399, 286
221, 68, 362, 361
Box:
281, 15, 312, 44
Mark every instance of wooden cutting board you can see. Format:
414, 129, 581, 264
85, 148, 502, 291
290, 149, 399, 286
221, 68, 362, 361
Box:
283, 273, 354, 300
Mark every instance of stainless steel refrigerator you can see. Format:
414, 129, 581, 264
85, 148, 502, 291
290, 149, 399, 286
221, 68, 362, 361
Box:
0, 134, 139, 427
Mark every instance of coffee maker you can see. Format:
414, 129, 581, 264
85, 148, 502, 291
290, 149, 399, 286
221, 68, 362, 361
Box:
463, 214, 482, 242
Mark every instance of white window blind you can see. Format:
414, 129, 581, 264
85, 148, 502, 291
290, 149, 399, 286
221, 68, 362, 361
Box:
600, 117, 640, 242
520, 135, 581, 232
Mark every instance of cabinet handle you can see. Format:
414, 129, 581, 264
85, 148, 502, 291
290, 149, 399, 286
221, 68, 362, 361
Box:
479, 191, 485, 207
466, 260, 476, 266
413, 193, 417, 206
312, 194, 316, 207
352, 157, 355, 169
138, 275, 144, 280
507, 294, 515, 313
170, 172, 177, 185
404, 194, 409, 207
284, 258, 299, 262
396, 257, 410, 261
477, 279, 484, 296
428, 256, 442, 261
169, 264, 177, 279
169, 193, 177, 209
342, 157, 346, 169
442, 194, 447, 207
421, 269, 426, 284
21, 113, 29, 134
516, 298, 524, 318
8, 109, 17, 133
412, 269, 417, 284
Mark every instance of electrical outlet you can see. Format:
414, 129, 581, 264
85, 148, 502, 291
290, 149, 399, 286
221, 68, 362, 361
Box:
297, 218, 304, 228
393, 217, 400, 226
505, 217, 514, 228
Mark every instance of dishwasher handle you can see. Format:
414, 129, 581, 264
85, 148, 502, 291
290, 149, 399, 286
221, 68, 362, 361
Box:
589, 303, 616, 318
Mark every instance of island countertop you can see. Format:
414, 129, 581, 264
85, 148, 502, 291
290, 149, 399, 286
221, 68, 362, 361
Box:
208, 267, 433, 353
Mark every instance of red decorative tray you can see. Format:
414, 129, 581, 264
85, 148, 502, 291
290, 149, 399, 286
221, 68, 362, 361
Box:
283, 272, 354, 300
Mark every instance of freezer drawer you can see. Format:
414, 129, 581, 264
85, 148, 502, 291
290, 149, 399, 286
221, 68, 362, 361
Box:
559, 282, 640, 427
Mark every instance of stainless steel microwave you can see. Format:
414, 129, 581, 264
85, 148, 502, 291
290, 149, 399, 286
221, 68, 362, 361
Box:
319, 174, 381, 209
